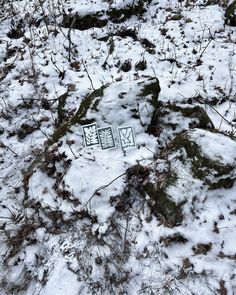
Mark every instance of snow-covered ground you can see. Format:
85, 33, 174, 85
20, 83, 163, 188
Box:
0, 0, 236, 294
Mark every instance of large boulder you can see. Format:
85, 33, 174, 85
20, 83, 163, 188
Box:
121, 129, 236, 227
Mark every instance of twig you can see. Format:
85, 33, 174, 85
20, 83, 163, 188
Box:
199, 39, 212, 59
0, 142, 18, 157
68, 145, 77, 159
84, 172, 127, 207
123, 214, 129, 252
67, 14, 76, 62
82, 59, 95, 91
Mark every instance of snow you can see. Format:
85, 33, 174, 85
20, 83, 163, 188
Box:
39, 258, 80, 295
0, 0, 236, 294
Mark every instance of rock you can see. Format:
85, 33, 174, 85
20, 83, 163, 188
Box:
225, 1, 236, 26
123, 165, 184, 227
62, 13, 108, 30
143, 180, 184, 226
122, 129, 236, 227
170, 129, 236, 189
148, 103, 214, 138
48, 77, 161, 145
62, 0, 148, 30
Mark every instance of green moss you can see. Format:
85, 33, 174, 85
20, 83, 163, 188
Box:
48, 84, 108, 145
168, 105, 214, 129
148, 104, 214, 136
124, 165, 183, 226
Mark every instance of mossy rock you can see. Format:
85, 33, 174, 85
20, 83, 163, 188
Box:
225, 1, 236, 26
49, 77, 160, 146
124, 165, 183, 226
148, 103, 214, 137
143, 180, 184, 226
170, 129, 236, 189
139, 129, 235, 226
138, 77, 161, 108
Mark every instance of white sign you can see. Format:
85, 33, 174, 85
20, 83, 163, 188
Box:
118, 126, 136, 149
82, 123, 99, 147
82, 123, 136, 150
98, 127, 116, 150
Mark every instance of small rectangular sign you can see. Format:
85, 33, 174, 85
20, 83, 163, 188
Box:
118, 126, 136, 149
82, 123, 100, 147
98, 126, 116, 150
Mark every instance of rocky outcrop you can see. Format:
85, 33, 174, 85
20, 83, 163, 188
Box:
120, 129, 236, 227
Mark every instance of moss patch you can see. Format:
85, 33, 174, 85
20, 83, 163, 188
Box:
57, 91, 69, 127
123, 165, 183, 226
48, 84, 107, 145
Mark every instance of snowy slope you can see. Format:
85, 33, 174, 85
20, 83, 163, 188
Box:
0, 0, 236, 294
